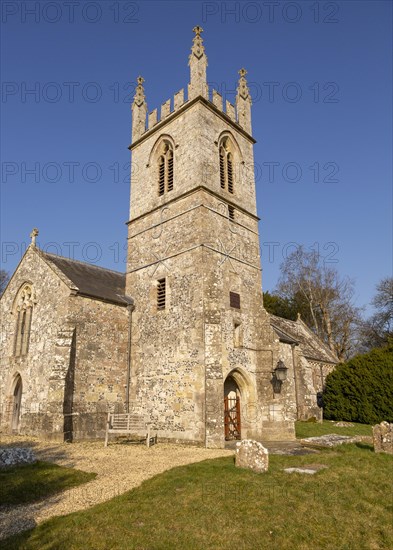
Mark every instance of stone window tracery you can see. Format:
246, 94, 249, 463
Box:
13, 284, 35, 357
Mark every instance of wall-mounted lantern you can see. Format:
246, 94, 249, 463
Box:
271, 360, 288, 394
274, 360, 288, 382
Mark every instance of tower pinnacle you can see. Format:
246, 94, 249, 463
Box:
131, 75, 147, 142
134, 76, 146, 106
236, 68, 252, 135
188, 26, 208, 100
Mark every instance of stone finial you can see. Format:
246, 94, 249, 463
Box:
30, 228, 39, 247
133, 76, 146, 107
236, 67, 252, 135
237, 68, 250, 100
131, 75, 147, 142
297, 312, 302, 321
191, 26, 205, 59
188, 25, 208, 100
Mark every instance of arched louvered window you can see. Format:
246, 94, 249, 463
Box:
219, 138, 235, 194
158, 155, 165, 196
167, 149, 174, 191
13, 284, 35, 357
227, 153, 234, 194
219, 146, 226, 189
158, 142, 174, 196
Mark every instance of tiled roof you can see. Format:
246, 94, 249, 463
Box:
270, 314, 338, 363
42, 252, 133, 306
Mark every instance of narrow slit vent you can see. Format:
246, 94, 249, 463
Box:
157, 278, 166, 310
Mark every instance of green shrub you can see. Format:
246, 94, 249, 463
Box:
323, 343, 393, 424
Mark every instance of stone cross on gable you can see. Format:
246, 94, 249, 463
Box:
30, 228, 39, 246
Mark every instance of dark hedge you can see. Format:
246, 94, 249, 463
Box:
323, 342, 393, 424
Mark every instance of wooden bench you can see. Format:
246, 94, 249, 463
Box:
104, 413, 157, 447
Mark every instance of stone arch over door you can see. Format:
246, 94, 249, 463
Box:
224, 368, 257, 441
11, 374, 22, 432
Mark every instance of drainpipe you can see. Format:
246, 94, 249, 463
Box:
125, 302, 135, 413
291, 344, 300, 420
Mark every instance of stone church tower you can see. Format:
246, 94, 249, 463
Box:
126, 27, 296, 447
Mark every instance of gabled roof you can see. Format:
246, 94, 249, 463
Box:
270, 314, 338, 364
40, 251, 133, 306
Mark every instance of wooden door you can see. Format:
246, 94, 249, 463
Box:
224, 393, 241, 440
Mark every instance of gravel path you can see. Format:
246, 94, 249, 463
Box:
0, 435, 233, 541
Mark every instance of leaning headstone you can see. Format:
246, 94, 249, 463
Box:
235, 439, 269, 473
0, 447, 36, 468
372, 422, 393, 454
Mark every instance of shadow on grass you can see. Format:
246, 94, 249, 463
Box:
0, 437, 97, 543
355, 442, 374, 452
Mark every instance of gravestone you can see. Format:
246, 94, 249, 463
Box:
373, 422, 393, 454
235, 439, 269, 473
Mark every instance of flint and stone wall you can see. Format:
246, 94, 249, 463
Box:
0, 248, 69, 439
127, 97, 298, 447
0, 248, 129, 441
65, 296, 129, 440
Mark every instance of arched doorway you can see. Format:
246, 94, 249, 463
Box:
12, 375, 22, 432
224, 376, 241, 440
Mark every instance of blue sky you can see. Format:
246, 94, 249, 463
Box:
1, 0, 392, 315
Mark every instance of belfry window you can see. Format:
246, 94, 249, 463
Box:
158, 143, 174, 196
219, 137, 235, 194
14, 284, 35, 357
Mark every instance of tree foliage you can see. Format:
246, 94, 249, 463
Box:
275, 246, 361, 360
263, 291, 297, 320
359, 277, 393, 351
323, 343, 393, 424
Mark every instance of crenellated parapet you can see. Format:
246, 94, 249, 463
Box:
130, 28, 253, 144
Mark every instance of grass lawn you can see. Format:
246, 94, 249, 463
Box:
0, 461, 96, 506
295, 419, 372, 439
3, 444, 392, 550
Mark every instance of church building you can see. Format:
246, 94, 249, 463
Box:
0, 28, 337, 447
